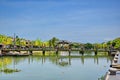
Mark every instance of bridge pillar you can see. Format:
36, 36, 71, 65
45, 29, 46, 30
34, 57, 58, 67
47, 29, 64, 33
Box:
68, 49, 71, 56
42, 50, 45, 56
94, 50, 98, 55
28, 51, 33, 55
79, 50, 84, 55
56, 49, 59, 55
108, 51, 111, 56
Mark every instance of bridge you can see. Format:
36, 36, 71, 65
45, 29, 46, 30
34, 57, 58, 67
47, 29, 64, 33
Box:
0, 47, 117, 56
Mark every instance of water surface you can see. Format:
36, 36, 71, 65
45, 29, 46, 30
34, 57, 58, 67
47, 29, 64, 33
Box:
0, 51, 112, 80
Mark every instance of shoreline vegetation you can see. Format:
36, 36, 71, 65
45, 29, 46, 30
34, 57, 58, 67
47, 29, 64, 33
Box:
0, 34, 120, 51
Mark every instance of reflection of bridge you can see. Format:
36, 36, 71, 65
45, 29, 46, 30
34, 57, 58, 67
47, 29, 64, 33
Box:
0, 54, 112, 68
0, 47, 117, 56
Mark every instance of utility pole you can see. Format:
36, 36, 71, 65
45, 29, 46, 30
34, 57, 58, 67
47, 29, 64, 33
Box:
13, 33, 16, 49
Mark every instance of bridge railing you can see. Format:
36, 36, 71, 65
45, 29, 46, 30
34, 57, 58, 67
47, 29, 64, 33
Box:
0, 47, 118, 52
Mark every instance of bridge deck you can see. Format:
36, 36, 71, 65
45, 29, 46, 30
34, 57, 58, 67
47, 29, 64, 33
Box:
0, 48, 113, 52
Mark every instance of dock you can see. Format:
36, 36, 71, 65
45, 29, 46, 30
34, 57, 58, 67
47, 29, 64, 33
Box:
105, 51, 120, 80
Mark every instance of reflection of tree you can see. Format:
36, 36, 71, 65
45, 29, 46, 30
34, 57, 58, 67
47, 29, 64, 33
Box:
94, 55, 99, 64
0, 57, 12, 70
58, 57, 69, 67
59, 61, 68, 67
0, 68, 21, 74
48, 56, 71, 67
30, 52, 112, 66
42, 56, 46, 64
69, 57, 71, 65
0, 52, 112, 71
81, 56, 84, 64
0, 57, 21, 74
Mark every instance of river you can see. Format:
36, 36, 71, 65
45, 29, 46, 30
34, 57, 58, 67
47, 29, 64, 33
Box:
0, 51, 112, 80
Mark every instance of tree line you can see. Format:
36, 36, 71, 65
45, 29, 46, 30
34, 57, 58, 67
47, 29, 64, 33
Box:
0, 34, 120, 50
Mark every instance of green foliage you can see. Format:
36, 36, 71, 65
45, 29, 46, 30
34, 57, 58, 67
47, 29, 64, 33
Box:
34, 38, 42, 46
43, 41, 49, 47
0, 34, 12, 45
49, 37, 59, 47
20, 39, 27, 46
112, 37, 120, 49
93, 43, 99, 49
48, 40, 52, 47
84, 43, 93, 49
107, 41, 112, 46
0, 34, 120, 50
0, 34, 30, 47
70, 42, 80, 48
15, 36, 21, 45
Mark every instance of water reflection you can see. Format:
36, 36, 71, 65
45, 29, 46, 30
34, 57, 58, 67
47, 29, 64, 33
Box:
0, 57, 12, 70
0, 51, 112, 69
0, 52, 112, 80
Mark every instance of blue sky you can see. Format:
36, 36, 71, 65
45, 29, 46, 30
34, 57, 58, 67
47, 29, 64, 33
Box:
0, 0, 120, 43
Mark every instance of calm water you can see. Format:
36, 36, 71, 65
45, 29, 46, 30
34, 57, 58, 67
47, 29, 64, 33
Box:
0, 51, 112, 80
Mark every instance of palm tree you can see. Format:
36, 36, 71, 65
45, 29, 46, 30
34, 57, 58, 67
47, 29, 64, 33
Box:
48, 40, 52, 47
50, 37, 59, 47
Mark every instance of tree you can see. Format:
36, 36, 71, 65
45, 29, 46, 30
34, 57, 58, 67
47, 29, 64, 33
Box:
48, 40, 52, 47
43, 41, 49, 47
20, 39, 26, 46
84, 43, 93, 49
102, 42, 107, 49
6, 37, 12, 45
34, 38, 42, 47
15, 36, 21, 46
112, 38, 120, 49
0, 35, 12, 45
93, 43, 101, 50
71, 42, 80, 48
49, 37, 59, 47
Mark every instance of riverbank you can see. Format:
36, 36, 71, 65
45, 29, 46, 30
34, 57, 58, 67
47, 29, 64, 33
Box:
105, 51, 120, 80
